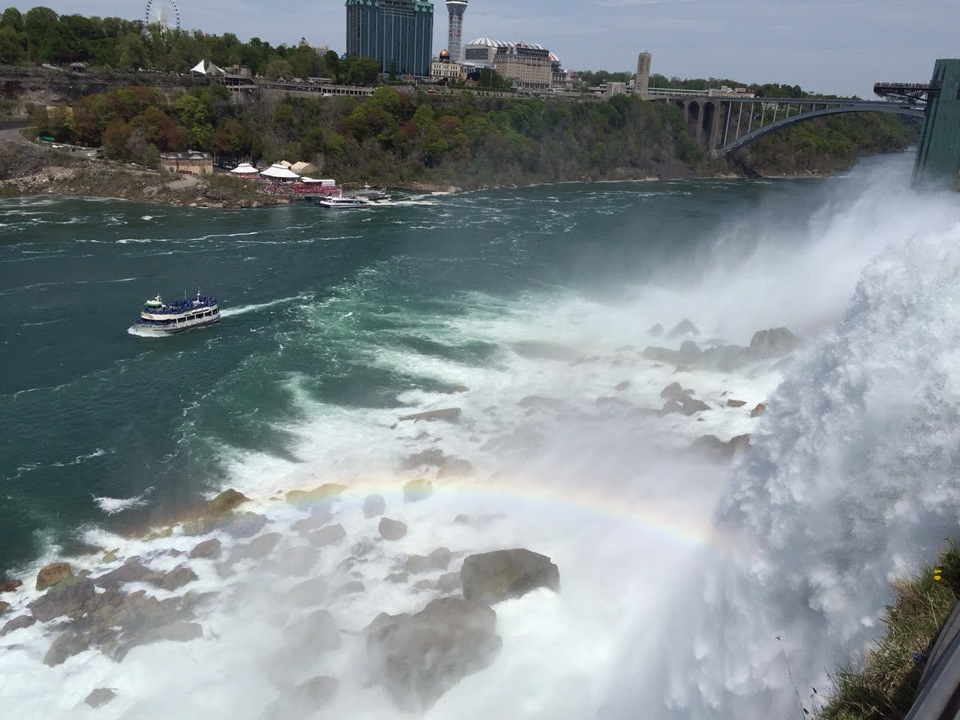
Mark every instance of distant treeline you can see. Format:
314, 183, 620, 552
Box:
31, 80, 917, 188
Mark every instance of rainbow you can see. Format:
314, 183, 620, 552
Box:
274, 471, 732, 552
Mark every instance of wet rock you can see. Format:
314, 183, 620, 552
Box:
750, 327, 797, 357
260, 676, 339, 719
93, 559, 158, 588
439, 384, 469, 394
189, 538, 222, 560
692, 433, 751, 459
751, 402, 767, 417
648, 322, 664, 337
403, 478, 433, 502
644, 346, 679, 364
668, 318, 699, 337
85, 688, 117, 708
291, 507, 333, 533
454, 514, 471, 525
379, 518, 408, 541
0, 578, 23, 593
29, 577, 96, 622
437, 458, 474, 480
398, 407, 462, 423
157, 566, 198, 591
385, 571, 409, 584
224, 512, 268, 539
400, 449, 446, 470
282, 609, 340, 651
287, 577, 328, 608
36, 562, 73, 591
307, 523, 347, 548
363, 494, 386, 518
413, 579, 433, 591
678, 340, 702, 362
726, 398, 747, 408
351, 539, 377, 558
102, 549, 119, 563
615, 380, 630, 391
405, 548, 452, 574
112, 621, 203, 661
207, 488, 249, 516
461, 549, 561, 605
285, 483, 346, 505
1, 614, 36, 636
680, 396, 711, 415
660, 381, 685, 400
44, 628, 92, 666
366, 597, 501, 710
0, 601, 8, 615
517, 395, 572, 413
240, 532, 282, 560
436, 571, 461, 594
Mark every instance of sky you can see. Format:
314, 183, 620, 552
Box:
18, 0, 960, 97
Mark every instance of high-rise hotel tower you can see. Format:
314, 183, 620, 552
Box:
345, 0, 434, 77
445, 0, 467, 62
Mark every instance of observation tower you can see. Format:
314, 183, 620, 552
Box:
445, 0, 467, 63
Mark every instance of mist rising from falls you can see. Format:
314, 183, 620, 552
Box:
648, 179, 960, 719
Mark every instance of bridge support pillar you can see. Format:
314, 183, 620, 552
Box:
914, 59, 960, 189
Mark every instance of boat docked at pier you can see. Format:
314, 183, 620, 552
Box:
130, 292, 221, 335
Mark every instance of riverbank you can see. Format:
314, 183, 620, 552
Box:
0, 136, 462, 208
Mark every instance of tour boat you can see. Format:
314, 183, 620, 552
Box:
130, 292, 221, 335
315, 195, 372, 209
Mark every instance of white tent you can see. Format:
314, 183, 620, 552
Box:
190, 60, 226, 76
291, 161, 317, 175
275, 160, 292, 169
260, 163, 300, 179
230, 163, 259, 176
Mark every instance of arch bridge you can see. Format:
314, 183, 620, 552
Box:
648, 88, 928, 156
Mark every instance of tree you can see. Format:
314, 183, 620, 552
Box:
1, 7, 23, 32
265, 58, 293, 80
0, 24, 23, 63
323, 50, 341, 82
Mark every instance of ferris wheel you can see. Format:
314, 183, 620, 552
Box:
144, 0, 180, 31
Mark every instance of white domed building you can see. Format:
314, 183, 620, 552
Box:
462, 37, 553, 90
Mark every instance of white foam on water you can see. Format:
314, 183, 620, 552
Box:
92, 487, 154, 516
219, 294, 310, 318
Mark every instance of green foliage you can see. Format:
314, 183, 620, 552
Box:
817, 540, 960, 720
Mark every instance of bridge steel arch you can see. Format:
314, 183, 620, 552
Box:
716, 103, 924, 156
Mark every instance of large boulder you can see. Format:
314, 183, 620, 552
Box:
691, 433, 751, 459
366, 597, 501, 710
285, 484, 346, 505
403, 478, 433, 502
207, 488, 249, 515
282, 609, 340, 651
436, 458, 475, 480
29, 577, 96, 622
189, 538, 222, 560
749, 327, 797, 357
668, 318, 699, 337
1, 614, 35, 636
0, 578, 22, 593
36, 562, 73, 591
460, 549, 560, 605
379, 518, 408, 541
93, 559, 159, 588
223, 512, 268, 539
405, 548, 452, 574
85, 688, 117, 709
